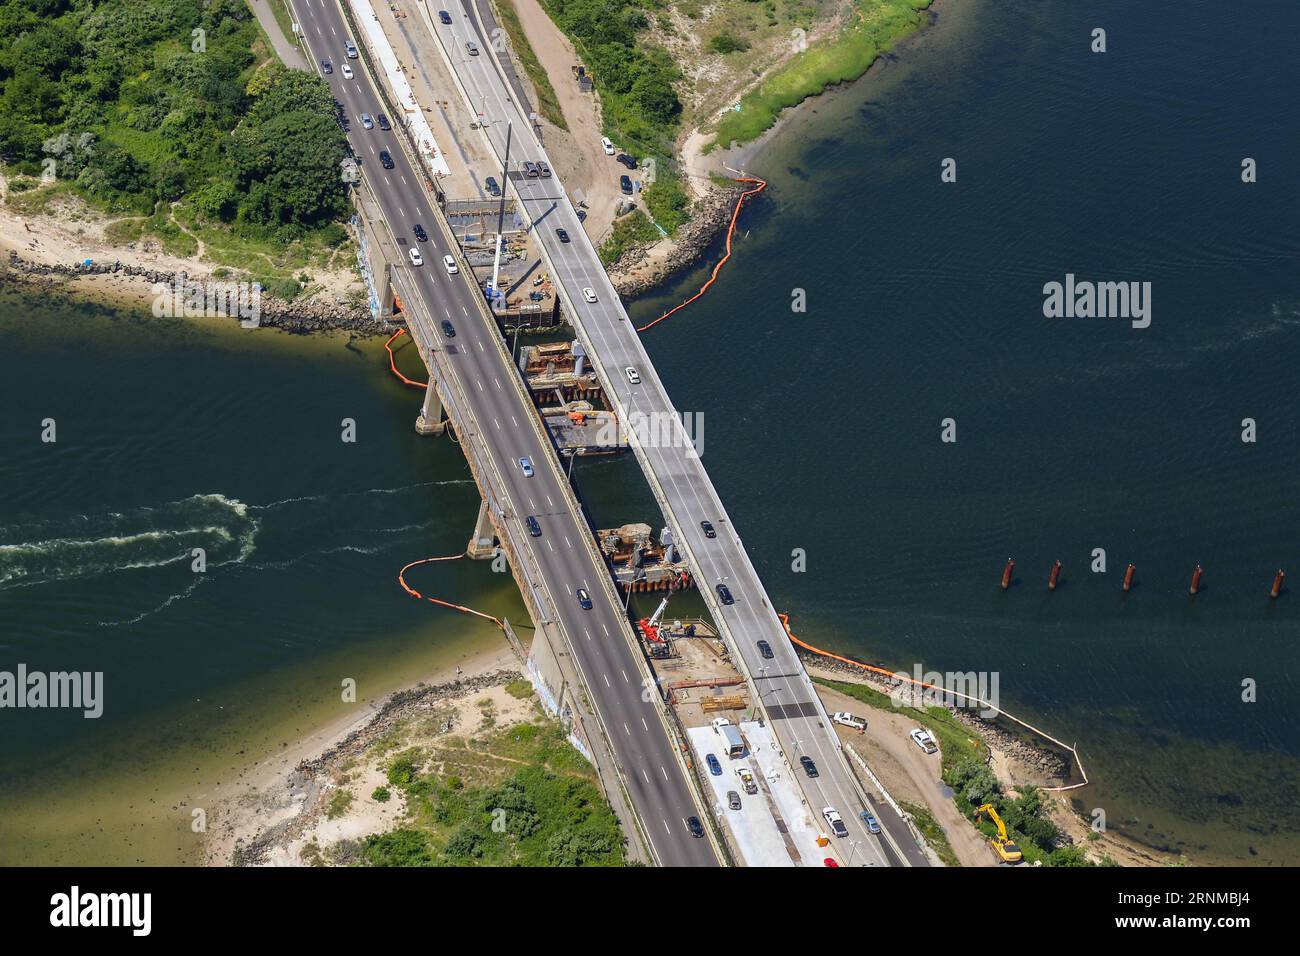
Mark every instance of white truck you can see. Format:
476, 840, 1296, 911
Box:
910, 728, 939, 754
712, 718, 745, 758
822, 807, 849, 838
735, 766, 757, 795
832, 711, 866, 731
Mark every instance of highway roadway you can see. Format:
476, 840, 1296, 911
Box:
426, 1, 897, 866
287, 0, 717, 867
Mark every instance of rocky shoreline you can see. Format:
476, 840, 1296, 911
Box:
803, 652, 1071, 783
3, 250, 389, 336
610, 183, 745, 300
226, 668, 520, 866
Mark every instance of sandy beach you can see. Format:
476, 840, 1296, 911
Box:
202, 641, 525, 866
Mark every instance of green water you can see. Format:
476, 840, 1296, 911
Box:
0, 289, 520, 864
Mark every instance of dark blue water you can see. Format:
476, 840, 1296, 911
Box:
0, 294, 520, 862
624, 0, 1300, 862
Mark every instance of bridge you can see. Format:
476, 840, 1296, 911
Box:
291, 0, 899, 866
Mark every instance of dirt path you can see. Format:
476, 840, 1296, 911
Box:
502, 0, 621, 243
815, 680, 995, 867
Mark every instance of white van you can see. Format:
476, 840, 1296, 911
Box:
408, 247, 423, 267
442, 255, 458, 274
601, 136, 614, 156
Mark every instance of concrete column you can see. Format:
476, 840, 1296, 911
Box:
466, 498, 497, 559
415, 378, 445, 435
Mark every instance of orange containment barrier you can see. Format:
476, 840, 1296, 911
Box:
636, 177, 768, 334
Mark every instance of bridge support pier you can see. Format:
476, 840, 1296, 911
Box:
466, 498, 497, 560
414, 378, 446, 435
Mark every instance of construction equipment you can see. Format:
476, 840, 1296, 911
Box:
975, 803, 1023, 864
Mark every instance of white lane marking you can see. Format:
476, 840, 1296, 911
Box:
642, 718, 650, 732
401, 175, 408, 186
493, 377, 502, 390
477, 340, 485, 351
621, 670, 629, 683
493, 417, 500, 429
583, 628, 591, 642
564, 535, 572, 548
546, 495, 554, 507
663, 820, 671, 835
546, 539, 554, 552
623, 723, 630, 736
602, 623, 609, 636
511, 415, 518, 427
476, 380, 483, 391
660, 765, 669, 781
602, 673, 611, 687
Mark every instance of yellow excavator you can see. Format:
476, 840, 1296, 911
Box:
975, 804, 1023, 864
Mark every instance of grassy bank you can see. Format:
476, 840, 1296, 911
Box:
599, 208, 660, 266
494, 0, 568, 130
0, 0, 350, 275
816, 677, 1104, 866
333, 701, 627, 867
708, 0, 933, 151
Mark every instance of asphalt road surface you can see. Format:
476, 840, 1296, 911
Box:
430, 0, 896, 867
288, 0, 717, 867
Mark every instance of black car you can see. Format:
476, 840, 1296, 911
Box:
537, 160, 551, 178
616, 153, 637, 170
576, 588, 593, 610
526, 516, 542, 537
379, 150, 395, 169
377, 113, 391, 131
523, 161, 540, 178
757, 640, 774, 660
576, 209, 587, 223
716, 583, 734, 606
485, 176, 500, 196
687, 816, 705, 839
413, 224, 428, 242
321, 59, 333, 75
556, 228, 570, 243
438, 9, 452, 23
441, 320, 456, 338
800, 755, 819, 778
701, 520, 716, 538
619, 174, 633, 194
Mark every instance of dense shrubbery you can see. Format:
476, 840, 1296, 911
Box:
0, 0, 346, 231
366, 725, 626, 867
541, 0, 681, 155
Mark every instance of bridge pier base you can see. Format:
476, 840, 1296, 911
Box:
415, 378, 446, 435
466, 498, 497, 560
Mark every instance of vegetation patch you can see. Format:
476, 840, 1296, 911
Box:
355, 721, 624, 867
708, 0, 932, 150
599, 208, 659, 266
899, 800, 958, 867
495, 0, 569, 130
0, 0, 350, 277
816, 676, 1094, 866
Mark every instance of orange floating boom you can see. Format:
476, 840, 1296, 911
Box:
1189, 564, 1203, 595
1271, 569, 1285, 599
1048, 560, 1062, 591
1001, 558, 1015, 590
1122, 563, 1136, 592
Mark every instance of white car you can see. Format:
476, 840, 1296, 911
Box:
910, 728, 939, 754
466, 41, 479, 55
360, 113, 374, 129
442, 254, 458, 274
624, 367, 640, 385
408, 247, 423, 267
519, 457, 534, 477
345, 40, 358, 59
822, 807, 849, 839
832, 711, 866, 731
341, 64, 354, 79
581, 287, 597, 303
601, 136, 614, 155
